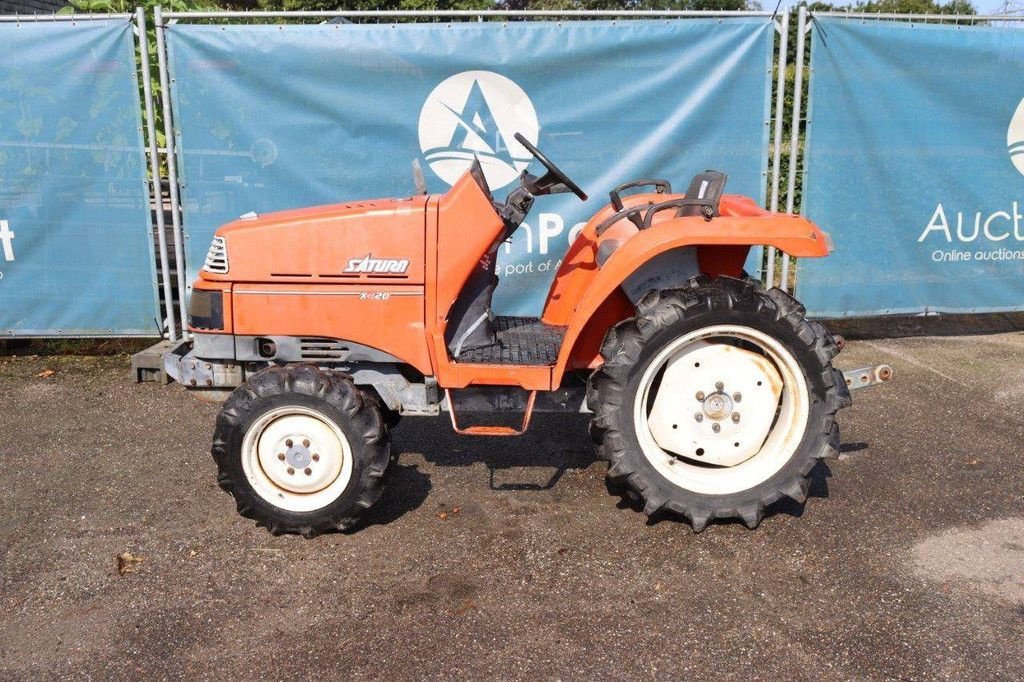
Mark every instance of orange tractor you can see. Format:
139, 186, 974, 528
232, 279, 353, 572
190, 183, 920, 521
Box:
167, 134, 890, 536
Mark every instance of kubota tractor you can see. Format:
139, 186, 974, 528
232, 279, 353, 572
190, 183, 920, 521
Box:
166, 134, 890, 537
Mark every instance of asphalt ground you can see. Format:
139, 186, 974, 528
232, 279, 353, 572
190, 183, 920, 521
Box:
1, 333, 1023, 679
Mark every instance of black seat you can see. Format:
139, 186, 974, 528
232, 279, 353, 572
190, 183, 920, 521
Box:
676, 171, 727, 218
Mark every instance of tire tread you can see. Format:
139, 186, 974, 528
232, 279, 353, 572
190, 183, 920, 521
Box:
587, 275, 849, 532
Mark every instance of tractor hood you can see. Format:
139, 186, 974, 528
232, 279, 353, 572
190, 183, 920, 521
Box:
198, 195, 429, 284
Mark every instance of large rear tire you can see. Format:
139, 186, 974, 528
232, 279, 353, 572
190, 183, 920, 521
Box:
212, 365, 390, 537
588, 276, 850, 531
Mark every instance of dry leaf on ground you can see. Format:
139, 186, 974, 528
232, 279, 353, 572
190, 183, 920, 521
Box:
117, 552, 144, 576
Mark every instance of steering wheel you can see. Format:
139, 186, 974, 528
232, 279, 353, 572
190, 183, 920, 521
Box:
514, 133, 588, 201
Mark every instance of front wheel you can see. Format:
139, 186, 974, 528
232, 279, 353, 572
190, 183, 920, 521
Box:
588, 276, 850, 532
212, 365, 390, 537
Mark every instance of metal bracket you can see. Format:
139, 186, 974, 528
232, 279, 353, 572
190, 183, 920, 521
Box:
842, 364, 893, 391
163, 340, 243, 389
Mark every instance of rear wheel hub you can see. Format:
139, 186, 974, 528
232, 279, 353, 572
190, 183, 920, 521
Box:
701, 391, 733, 421
634, 325, 810, 496
647, 340, 783, 468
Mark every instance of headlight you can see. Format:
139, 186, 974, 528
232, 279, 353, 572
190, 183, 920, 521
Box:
188, 289, 224, 330
202, 235, 229, 274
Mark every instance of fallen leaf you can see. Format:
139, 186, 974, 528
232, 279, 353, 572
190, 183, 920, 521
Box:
966, 458, 980, 466
117, 552, 144, 576
437, 511, 448, 521
451, 507, 461, 515
36, 369, 55, 378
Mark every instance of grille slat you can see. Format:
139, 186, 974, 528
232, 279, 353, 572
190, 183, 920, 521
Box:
299, 338, 350, 361
202, 236, 229, 274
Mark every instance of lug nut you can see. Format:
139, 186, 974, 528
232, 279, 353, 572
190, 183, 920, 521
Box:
303, 439, 310, 448
732, 413, 741, 423
696, 391, 705, 401
304, 467, 312, 476
277, 453, 285, 461
712, 423, 721, 433
715, 381, 724, 391
312, 453, 320, 462
694, 413, 703, 423
286, 466, 295, 475
286, 439, 293, 448
733, 392, 742, 403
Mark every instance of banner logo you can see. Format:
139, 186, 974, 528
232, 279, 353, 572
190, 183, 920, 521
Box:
418, 70, 539, 190
1009, 98, 1024, 177
0, 220, 14, 262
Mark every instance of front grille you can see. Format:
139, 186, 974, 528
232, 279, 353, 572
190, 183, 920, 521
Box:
299, 338, 351, 361
202, 236, 229, 274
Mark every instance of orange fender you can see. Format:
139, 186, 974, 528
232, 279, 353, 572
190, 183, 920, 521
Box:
549, 213, 830, 385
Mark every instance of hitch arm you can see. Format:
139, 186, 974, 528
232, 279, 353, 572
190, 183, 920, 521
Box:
842, 365, 894, 391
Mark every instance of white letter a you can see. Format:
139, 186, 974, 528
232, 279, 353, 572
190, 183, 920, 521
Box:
918, 204, 952, 243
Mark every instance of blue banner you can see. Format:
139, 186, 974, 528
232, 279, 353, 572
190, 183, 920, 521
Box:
798, 18, 1024, 317
166, 19, 774, 314
0, 20, 156, 336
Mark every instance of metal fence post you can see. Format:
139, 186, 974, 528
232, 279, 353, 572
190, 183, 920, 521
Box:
782, 5, 808, 294
136, 7, 177, 341
154, 5, 190, 335
766, 9, 789, 289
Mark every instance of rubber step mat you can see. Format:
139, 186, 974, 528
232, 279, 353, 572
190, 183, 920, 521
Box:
455, 316, 566, 366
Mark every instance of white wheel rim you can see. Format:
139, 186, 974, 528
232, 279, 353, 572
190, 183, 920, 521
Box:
241, 405, 354, 512
633, 324, 811, 496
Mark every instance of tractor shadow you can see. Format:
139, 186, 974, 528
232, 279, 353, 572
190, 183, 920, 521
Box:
365, 412, 854, 531
396, 411, 596, 485
353, 461, 433, 530
355, 412, 595, 528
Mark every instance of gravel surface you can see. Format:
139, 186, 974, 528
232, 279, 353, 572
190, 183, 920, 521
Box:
1, 335, 1023, 679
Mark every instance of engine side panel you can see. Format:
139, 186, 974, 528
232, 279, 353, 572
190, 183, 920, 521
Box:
230, 283, 432, 375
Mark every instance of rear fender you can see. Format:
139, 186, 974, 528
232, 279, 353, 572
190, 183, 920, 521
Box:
550, 215, 830, 383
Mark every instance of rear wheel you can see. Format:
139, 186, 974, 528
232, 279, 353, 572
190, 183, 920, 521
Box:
588, 276, 850, 531
212, 365, 390, 537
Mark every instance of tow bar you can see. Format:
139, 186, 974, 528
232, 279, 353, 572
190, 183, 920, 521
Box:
842, 364, 894, 391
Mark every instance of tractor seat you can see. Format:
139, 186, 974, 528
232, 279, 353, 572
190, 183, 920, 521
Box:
676, 170, 727, 218
597, 170, 729, 267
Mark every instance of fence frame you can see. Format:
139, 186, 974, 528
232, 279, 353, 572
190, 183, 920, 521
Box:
783, 9, 1024, 296
153, 7, 790, 314
0, 12, 130, 20
135, 8, 179, 341
10, 9, 1021, 338
0, 9, 168, 338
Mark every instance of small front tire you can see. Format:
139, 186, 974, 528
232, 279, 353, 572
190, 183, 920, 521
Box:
212, 365, 390, 537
